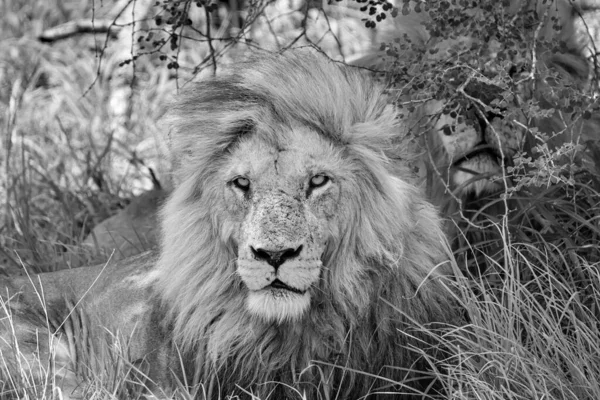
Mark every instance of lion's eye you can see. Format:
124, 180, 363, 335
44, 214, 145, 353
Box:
441, 125, 455, 136
232, 177, 250, 191
309, 174, 329, 188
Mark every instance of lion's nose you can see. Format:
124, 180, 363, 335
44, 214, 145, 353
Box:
251, 245, 303, 269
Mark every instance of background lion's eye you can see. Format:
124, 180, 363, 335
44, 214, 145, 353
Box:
232, 177, 250, 190
441, 125, 455, 136
309, 174, 329, 188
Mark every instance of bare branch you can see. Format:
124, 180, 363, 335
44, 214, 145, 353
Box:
38, 19, 121, 43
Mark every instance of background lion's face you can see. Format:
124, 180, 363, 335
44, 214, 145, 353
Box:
223, 126, 342, 322
426, 100, 523, 197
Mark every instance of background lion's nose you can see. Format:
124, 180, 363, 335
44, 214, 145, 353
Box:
251, 245, 303, 269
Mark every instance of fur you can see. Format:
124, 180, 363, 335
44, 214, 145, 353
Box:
154, 50, 461, 399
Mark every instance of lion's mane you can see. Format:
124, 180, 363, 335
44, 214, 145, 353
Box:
152, 51, 460, 399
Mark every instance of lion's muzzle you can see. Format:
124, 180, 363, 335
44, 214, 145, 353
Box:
237, 191, 325, 322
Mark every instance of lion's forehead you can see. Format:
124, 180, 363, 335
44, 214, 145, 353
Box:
229, 125, 338, 184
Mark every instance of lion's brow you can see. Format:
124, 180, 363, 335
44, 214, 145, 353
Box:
202, 78, 345, 144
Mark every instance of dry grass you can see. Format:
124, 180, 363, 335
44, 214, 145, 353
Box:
1, 0, 600, 399
444, 244, 600, 399
1, 2, 171, 273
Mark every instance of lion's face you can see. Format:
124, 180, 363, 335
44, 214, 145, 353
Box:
426, 100, 523, 197
223, 126, 341, 322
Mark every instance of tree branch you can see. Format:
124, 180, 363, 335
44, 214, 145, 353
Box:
38, 19, 121, 43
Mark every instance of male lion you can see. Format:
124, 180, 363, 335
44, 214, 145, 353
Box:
0, 51, 461, 399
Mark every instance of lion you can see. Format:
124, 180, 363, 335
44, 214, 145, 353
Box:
0, 50, 461, 399
78, 187, 167, 263
420, 52, 599, 206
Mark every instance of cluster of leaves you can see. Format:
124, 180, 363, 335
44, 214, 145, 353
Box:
125, 0, 255, 74
357, 0, 397, 28
137, 0, 200, 69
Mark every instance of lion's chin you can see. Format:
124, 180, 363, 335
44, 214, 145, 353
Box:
246, 289, 311, 323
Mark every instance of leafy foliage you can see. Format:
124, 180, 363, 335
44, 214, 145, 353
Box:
372, 0, 600, 273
